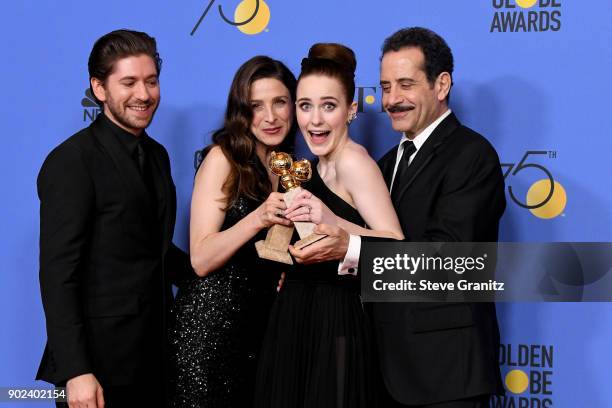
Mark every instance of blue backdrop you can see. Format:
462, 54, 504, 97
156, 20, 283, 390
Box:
1, 1, 611, 406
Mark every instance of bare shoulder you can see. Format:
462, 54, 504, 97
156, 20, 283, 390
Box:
195, 145, 231, 183
336, 140, 381, 180
202, 145, 230, 167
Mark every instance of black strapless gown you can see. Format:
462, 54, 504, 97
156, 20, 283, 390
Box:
255, 164, 377, 408
168, 196, 281, 408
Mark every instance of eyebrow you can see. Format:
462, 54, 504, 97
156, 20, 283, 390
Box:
380, 78, 417, 86
296, 96, 340, 103
251, 95, 289, 103
119, 75, 158, 81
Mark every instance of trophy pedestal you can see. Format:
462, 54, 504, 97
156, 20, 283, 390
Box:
284, 187, 327, 250
294, 233, 326, 250
255, 223, 294, 265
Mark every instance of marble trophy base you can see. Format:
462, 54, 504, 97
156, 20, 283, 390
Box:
294, 232, 326, 250
255, 223, 295, 265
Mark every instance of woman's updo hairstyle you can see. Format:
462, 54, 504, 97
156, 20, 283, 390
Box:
299, 43, 356, 105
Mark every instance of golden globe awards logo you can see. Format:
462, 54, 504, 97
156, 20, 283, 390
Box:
493, 344, 554, 407
191, 0, 271, 36
490, 0, 562, 33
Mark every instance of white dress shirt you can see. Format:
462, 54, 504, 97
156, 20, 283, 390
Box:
338, 110, 452, 275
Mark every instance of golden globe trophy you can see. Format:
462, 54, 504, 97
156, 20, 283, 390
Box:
255, 152, 326, 265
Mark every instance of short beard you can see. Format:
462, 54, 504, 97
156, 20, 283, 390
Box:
105, 101, 157, 134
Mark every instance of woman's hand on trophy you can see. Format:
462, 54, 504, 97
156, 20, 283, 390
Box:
253, 192, 291, 229
284, 189, 337, 226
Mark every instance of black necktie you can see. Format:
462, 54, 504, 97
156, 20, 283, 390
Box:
136, 142, 146, 176
391, 140, 417, 200
135, 140, 161, 221
135, 141, 155, 197
135, 140, 163, 244
136, 141, 155, 195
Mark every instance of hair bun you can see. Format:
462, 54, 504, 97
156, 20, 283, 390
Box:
299, 43, 357, 104
307, 43, 356, 75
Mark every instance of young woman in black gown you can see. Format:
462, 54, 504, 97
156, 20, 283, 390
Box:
255, 44, 404, 407
168, 56, 297, 407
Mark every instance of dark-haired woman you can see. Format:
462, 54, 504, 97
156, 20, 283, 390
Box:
168, 56, 297, 407
255, 44, 403, 408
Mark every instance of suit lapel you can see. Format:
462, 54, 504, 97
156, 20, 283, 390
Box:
91, 118, 154, 217
393, 113, 460, 204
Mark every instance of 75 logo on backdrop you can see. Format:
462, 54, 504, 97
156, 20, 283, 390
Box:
502, 150, 566, 219
191, 0, 271, 36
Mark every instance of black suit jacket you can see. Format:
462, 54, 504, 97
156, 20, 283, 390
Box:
363, 113, 505, 404
36, 116, 192, 387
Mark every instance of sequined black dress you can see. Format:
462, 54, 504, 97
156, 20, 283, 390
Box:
168, 195, 280, 408
254, 164, 377, 408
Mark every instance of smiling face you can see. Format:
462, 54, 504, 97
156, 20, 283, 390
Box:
91, 54, 160, 135
296, 74, 357, 158
380, 47, 450, 139
249, 78, 293, 153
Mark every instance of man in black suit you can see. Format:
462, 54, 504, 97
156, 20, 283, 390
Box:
36, 30, 192, 407
291, 27, 505, 407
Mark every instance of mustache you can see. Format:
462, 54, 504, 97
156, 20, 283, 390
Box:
128, 98, 155, 105
128, 102, 154, 106
386, 104, 414, 113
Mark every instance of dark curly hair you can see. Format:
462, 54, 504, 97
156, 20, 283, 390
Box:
211, 56, 297, 209
88, 29, 162, 105
382, 27, 454, 100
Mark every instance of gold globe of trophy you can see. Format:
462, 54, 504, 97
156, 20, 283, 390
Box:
255, 152, 327, 264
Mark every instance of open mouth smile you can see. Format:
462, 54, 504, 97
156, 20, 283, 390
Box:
308, 130, 330, 145
127, 103, 154, 116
